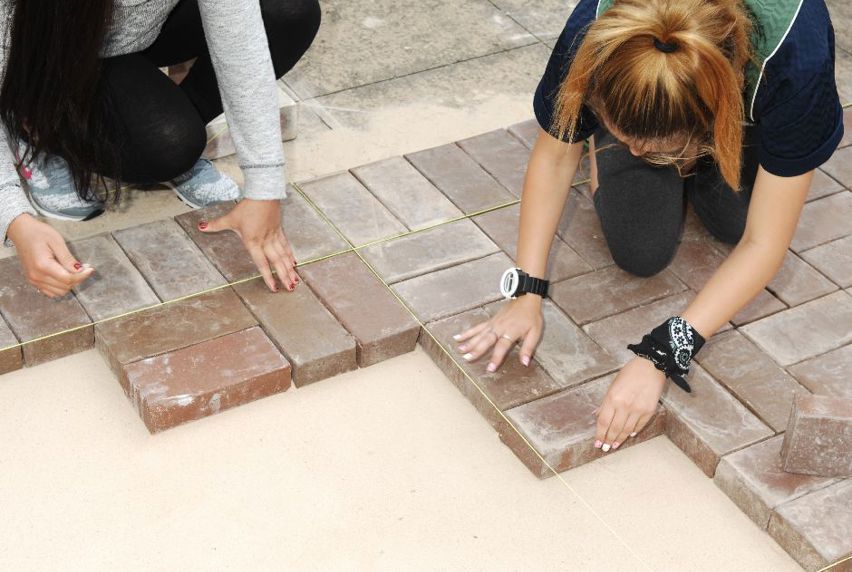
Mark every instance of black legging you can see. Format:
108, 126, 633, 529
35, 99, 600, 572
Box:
100, 0, 321, 184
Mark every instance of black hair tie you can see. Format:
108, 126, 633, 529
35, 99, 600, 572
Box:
653, 37, 678, 53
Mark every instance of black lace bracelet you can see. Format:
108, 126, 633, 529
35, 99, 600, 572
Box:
627, 317, 705, 393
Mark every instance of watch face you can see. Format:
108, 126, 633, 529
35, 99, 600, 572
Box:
500, 268, 520, 299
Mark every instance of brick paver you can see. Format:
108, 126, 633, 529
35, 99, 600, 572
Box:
502, 374, 667, 478
556, 191, 614, 270
359, 219, 499, 283
234, 278, 357, 386
351, 157, 462, 229
662, 366, 773, 477
788, 344, 852, 398
300, 253, 420, 367
507, 119, 539, 148
742, 291, 852, 366
807, 169, 845, 202
113, 219, 226, 301
70, 234, 160, 321
472, 203, 592, 282
175, 203, 253, 282
767, 251, 838, 307
299, 172, 406, 246
781, 394, 852, 478
801, 235, 852, 288
0, 316, 21, 375
790, 191, 852, 253
457, 130, 531, 197
768, 480, 852, 572
405, 143, 514, 213
714, 435, 839, 528
123, 326, 290, 433
0, 257, 93, 365
821, 146, 852, 188
697, 330, 810, 432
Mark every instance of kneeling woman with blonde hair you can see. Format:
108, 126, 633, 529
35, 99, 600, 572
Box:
457, 0, 843, 450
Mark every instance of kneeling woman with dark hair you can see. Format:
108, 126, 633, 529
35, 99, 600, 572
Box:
0, 0, 321, 297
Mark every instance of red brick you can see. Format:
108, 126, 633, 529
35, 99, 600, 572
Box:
789, 345, 852, 398
457, 130, 531, 197
405, 143, 514, 213
300, 253, 420, 367
821, 146, 852, 189
96, 289, 257, 385
801, 235, 852, 289
69, 234, 160, 321
697, 330, 809, 432
768, 481, 852, 572
0, 316, 22, 375
359, 219, 498, 283
298, 172, 406, 246
0, 257, 93, 366
233, 278, 356, 386
123, 326, 290, 433
550, 266, 685, 325
472, 204, 592, 282
791, 192, 852, 253
781, 394, 852, 478
392, 252, 512, 322
507, 119, 540, 148
841, 107, 852, 149
556, 191, 614, 270
714, 435, 839, 528
661, 365, 773, 477
174, 202, 252, 282
741, 291, 852, 366
112, 219, 226, 301
351, 157, 462, 229
420, 306, 566, 426
501, 375, 667, 478
767, 251, 838, 307
807, 169, 845, 202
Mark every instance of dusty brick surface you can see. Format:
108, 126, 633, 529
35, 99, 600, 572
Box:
714, 435, 839, 528
359, 219, 499, 283
174, 203, 252, 282
351, 157, 462, 229
0, 257, 93, 366
234, 278, 357, 386
69, 234, 160, 321
789, 344, 852, 398
0, 316, 21, 375
457, 130, 531, 197
730, 290, 787, 326
123, 326, 291, 433
550, 266, 686, 325
393, 252, 512, 323
697, 330, 809, 432
502, 375, 667, 478
507, 119, 539, 148
420, 306, 567, 425
472, 204, 592, 282
781, 394, 852, 478
96, 289, 257, 385
405, 143, 514, 213
299, 172, 406, 246
808, 169, 845, 201
742, 291, 852, 366
801, 235, 852, 288
113, 219, 226, 301
583, 292, 695, 364
768, 480, 852, 572
767, 251, 838, 307
661, 366, 773, 477
790, 192, 852, 253
300, 253, 420, 367
556, 191, 614, 270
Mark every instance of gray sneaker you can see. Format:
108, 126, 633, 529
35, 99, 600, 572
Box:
166, 159, 241, 208
17, 144, 105, 222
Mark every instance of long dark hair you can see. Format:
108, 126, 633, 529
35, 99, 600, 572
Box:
0, 0, 121, 200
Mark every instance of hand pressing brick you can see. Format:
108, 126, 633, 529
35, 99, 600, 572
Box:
501, 374, 667, 478
299, 253, 420, 367
788, 345, 852, 398
0, 316, 21, 375
0, 257, 93, 366
781, 394, 852, 478
123, 326, 290, 433
457, 130, 531, 197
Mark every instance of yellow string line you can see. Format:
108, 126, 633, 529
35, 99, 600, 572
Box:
818, 553, 852, 572
288, 181, 656, 572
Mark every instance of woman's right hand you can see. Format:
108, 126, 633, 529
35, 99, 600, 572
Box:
453, 295, 544, 372
6, 214, 94, 298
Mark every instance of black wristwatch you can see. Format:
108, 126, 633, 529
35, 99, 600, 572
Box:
499, 268, 549, 299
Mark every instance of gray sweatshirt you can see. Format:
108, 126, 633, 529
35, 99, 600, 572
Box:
0, 0, 286, 241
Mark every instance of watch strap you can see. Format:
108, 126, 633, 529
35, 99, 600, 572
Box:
519, 273, 549, 298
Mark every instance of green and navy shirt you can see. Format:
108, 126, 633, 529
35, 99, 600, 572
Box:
534, 0, 845, 177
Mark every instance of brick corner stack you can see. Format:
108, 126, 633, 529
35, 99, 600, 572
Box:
781, 394, 852, 479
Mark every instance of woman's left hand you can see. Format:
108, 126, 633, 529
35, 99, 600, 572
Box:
595, 357, 666, 452
200, 199, 299, 292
